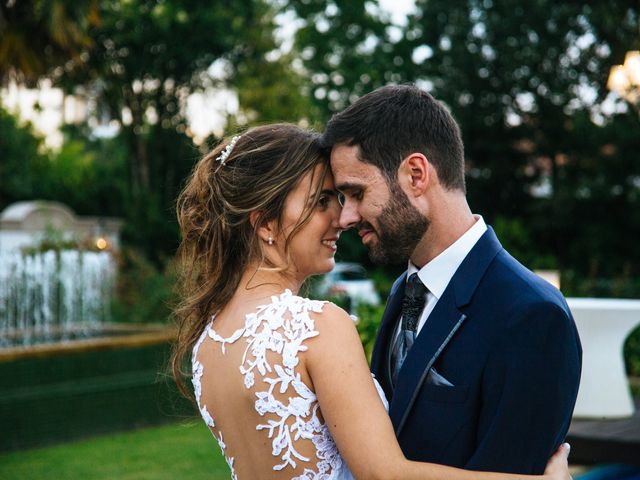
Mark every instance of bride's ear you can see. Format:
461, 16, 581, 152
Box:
250, 211, 277, 246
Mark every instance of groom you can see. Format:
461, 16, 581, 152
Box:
321, 84, 582, 474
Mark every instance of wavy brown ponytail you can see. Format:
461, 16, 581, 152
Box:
171, 124, 328, 398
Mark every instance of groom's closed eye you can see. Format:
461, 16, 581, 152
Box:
336, 181, 364, 196
337, 187, 364, 203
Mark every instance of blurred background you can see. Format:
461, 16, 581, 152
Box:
0, 0, 639, 478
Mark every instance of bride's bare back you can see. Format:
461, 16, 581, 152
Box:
192, 291, 350, 479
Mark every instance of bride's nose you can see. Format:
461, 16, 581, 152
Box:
330, 203, 342, 228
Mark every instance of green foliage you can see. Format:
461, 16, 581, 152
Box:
492, 216, 556, 269
34, 138, 100, 212
115, 125, 197, 263
0, 110, 130, 219
0, 0, 100, 84
369, 266, 403, 299
334, 230, 369, 265
391, 0, 638, 281
49, 0, 256, 259
288, 0, 640, 289
0, 106, 49, 207
235, 51, 317, 125
625, 327, 640, 378
287, 0, 395, 118
42, 124, 132, 217
111, 249, 178, 325
354, 303, 386, 363
562, 271, 640, 299
3, 0, 640, 380
36, 0, 314, 261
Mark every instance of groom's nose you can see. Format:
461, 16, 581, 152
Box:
338, 199, 360, 230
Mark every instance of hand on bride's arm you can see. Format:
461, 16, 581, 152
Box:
543, 444, 572, 480
305, 304, 572, 480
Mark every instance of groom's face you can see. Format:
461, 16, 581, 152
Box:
331, 144, 429, 265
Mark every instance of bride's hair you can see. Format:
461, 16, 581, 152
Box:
171, 123, 329, 398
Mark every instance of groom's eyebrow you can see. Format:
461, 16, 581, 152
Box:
334, 182, 364, 193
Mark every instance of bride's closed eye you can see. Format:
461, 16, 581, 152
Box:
316, 191, 341, 210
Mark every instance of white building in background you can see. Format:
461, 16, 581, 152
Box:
0, 201, 122, 254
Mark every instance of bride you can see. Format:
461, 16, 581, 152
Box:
172, 124, 571, 480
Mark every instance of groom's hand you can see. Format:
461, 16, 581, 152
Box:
543, 443, 572, 480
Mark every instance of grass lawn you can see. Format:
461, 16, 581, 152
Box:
0, 420, 230, 480
0, 419, 606, 480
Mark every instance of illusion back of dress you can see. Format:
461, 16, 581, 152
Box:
192, 291, 351, 480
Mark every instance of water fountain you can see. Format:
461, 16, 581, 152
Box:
0, 201, 120, 348
0, 201, 189, 452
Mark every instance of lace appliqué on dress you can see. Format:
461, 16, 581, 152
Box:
193, 290, 348, 479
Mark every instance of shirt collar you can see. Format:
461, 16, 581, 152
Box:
407, 215, 487, 299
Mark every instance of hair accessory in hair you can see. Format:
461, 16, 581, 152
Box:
216, 135, 241, 166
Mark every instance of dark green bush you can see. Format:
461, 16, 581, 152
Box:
111, 249, 178, 325
353, 303, 386, 363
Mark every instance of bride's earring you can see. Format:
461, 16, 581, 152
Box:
267, 236, 274, 246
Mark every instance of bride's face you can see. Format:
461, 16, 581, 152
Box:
276, 164, 342, 281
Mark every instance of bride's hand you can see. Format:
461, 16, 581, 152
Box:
543, 443, 572, 480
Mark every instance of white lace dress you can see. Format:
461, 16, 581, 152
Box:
191, 290, 388, 480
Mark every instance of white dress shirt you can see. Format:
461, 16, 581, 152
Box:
395, 215, 487, 338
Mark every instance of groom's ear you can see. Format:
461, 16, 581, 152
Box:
400, 153, 430, 196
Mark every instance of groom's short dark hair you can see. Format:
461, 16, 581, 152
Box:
321, 84, 466, 193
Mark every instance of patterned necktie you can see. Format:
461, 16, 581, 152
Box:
391, 273, 428, 386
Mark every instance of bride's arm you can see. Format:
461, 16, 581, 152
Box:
305, 303, 570, 480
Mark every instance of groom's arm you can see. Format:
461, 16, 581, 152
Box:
465, 301, 582, 474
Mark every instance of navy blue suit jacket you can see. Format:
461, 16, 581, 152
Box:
370, 227, 582, 474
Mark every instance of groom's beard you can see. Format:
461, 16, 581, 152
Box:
361, 183, 429, 266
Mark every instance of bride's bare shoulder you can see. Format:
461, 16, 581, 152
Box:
305, 301, 363, 354
313, 301, 357, 327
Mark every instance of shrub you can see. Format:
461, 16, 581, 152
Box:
111, 249, 178, 325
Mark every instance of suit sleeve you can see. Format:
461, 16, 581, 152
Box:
465, 301, 582, 474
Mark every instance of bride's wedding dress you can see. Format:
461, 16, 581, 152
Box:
192, 290, 388, 480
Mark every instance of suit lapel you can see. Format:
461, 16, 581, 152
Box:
370, 273, 406, 399
388, 227, 504, 436
389, 287, 466, 433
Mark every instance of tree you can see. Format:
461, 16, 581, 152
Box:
286, 0, 394, 120
48, 0, 310, 261
3, 1, 319, 261
289, 0, 640, 287
0, 0, 99, 85
0, 107, 48, 207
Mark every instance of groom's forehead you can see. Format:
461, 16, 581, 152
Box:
330, 159, 388, 192
331, 144, 374, 171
